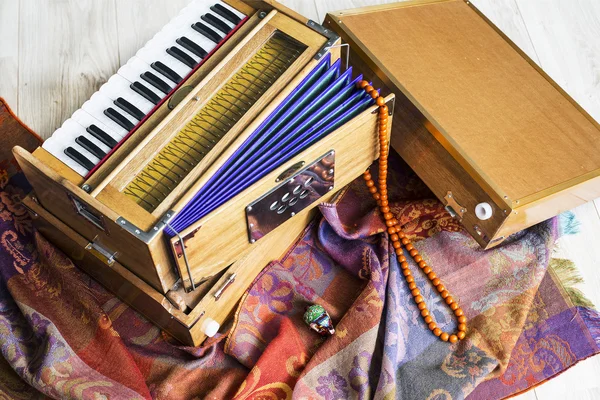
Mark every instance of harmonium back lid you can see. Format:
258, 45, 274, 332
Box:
325, 0, 600, 207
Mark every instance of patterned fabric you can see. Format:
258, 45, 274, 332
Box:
0, 97, 599, 399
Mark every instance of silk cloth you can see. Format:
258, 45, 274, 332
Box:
1, 98, 598, 399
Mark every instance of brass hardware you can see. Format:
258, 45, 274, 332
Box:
444, 191, 466, 220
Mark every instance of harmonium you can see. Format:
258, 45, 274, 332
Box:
15, 0, 600, 345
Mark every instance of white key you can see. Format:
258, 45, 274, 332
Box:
81, 92, 134, 137
52, 122, 102, 164
62, 119, 112, 154
42, 137, 90, 176
215, 0, 246, 20
71, 109, 124, 143
99, 75, 155, 115
117, 57, 165, 99
136, 44, 191, 84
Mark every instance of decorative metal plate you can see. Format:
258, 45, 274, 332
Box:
246, 151, 335, 243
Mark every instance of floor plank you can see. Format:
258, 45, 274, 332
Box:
516, 0, 600, 122
0, 0, 19, 108
115, 0, 189, 64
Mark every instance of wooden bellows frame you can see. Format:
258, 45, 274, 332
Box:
14, 0, 394, 345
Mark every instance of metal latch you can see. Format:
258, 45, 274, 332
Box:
214, 273, 236, 301
85, 236, 117, 266
444, 191, 466, 220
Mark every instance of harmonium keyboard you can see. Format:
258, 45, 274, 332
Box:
15, 0, 394, 345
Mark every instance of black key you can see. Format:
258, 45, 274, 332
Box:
211, 4, 241, 25
75, 136, 107, 160
202, 13, 232, 34
65, 147, 95, 171
192, 22, 223, 44
131, 81, 161, 105
151, 61, 183, 84
141, 71, 172, 95
114, 97, 145, 121
166, 46, 198, 69
177, 37, 207, 59
104, 107, 135, 131
87, 124, 117, 148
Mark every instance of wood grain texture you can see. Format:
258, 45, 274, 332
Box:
18, 0, 120, 138
0, 0, 19, 107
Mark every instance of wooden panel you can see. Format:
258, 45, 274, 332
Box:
13, 146, 177, 293
335, 0, 600, 203
0, 0, 19, 108
18, 0, 119, 138
173, 95, 394, 288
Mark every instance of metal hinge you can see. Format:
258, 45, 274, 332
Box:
116, 210, 176, 244
85, 236, 118, 266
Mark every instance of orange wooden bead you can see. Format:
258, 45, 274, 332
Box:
387, 226, 396, 234
432, 278, 441, 286
363, 171, 371, 179
381, 206, 390, 213
398, 255, 406, 263
414, 255, 423, 263
405, 243, 414, 251
458, 323, 467, 332
390, 233, 399, 242
440, 290, 449, 299
409, 249, 418, 257
458, 316, 467, 324
418, 302, 427, 310
408, 282, 417, 290
418, 261, 427, 269
440, 332, 449, 342
428, 322, 437, 331
373, 193, 381, 201
454, 308, 464, 317
436, 284, 445, 293
423, 266, 432, 274
370, 90, 380, 99
393, 241, 401, 249
420, 309, 429, 317
395, 248, 404, 256
369, 186, 378, 194
411, 288, 421, 297
402, 269, 411, 277
400, 261, 409, 270
457, 331, 466, 340
424, 315, 433, 324
397, 230, 406, 238
450, 302, 459, 311
449, 335, 458, 344
427, 272, 437, 280
366, 180, 375, 187
359, 80, 369, 88
433, 328, 442, 336
376, 96, 386, 106
445, 296, 454, 305
381, 105, 389, 114
385, 219, 395, 227
365, 85, 374, 93
414, 295, 424, 304
380, 199, 389, 207
384, 212, 394, 220
401, 238, 410, 245
406, 276, 414, 283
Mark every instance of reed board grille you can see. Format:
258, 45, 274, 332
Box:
123, 31, 306, 212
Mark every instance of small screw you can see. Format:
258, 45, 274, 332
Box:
249, 223, 254, 228
81, 184, 91, 192
328, 168, 334, 174
460, 208, 466, 213
120, 220, 126, 225
193, 96, 200, 101
503, 209, 508, 214
448, 194, 453, 198
250, 238, 256, 243
328, 186, 334, 191
515, 200, 520, 204
504, 196, 508, 199
291, 212, 296, 217
247, 206, 252, 212
135, 229, 141, 234
154, 227, 159, 231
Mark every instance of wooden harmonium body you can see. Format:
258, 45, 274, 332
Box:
325, 0, 600, 249
14, 0, 394, 346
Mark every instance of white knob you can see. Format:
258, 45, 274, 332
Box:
475, 202, 493, 220
202, 318, 220, 337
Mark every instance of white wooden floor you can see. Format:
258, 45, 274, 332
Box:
1, 0, 599, 398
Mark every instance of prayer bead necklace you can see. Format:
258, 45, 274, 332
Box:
358, 80, 466, 343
